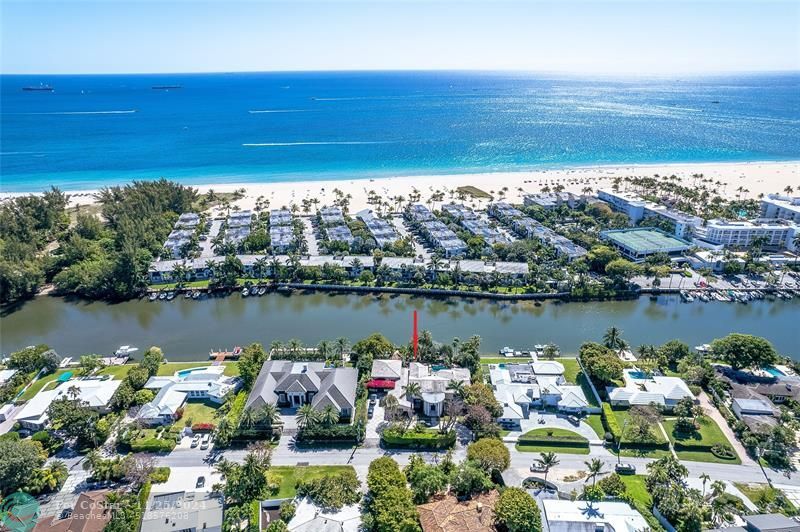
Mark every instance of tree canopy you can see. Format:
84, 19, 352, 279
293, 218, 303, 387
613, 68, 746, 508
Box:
710, 333, 778, 370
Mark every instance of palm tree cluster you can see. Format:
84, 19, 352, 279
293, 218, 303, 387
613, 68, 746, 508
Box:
296, 404, 342, 429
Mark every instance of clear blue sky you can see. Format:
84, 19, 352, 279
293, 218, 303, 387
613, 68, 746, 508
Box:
2, 0, 798, 74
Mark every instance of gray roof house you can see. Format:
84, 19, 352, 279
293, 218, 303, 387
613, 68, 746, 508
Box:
246, 361, 358, 420
705, 514, 800, 532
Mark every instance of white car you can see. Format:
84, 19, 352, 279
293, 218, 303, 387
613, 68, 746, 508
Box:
191, 435, 200, 448
200, 434, 211, 450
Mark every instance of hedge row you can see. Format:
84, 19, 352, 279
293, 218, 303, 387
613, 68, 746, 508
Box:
601, 403, 621, 441
519, 432, 588, 444
515, 438, 590, 449
381, 429, 456, 449
295, 423, 362, 444
130, 437, 176, 453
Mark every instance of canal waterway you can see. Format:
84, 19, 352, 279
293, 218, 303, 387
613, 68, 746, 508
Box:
1, 293, 797, 360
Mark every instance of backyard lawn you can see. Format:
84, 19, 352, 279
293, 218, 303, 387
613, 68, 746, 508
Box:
619, 475, 666, 532
97, 364, 135, 380
18, 369, 72, 401
182, 401, 222, 425
556, 357, 599, 407
609, 408, 671, 458
584, 414, 606, 439
270, 466, 356, 499
663, 416, 740, 464
516, 427, 590, 454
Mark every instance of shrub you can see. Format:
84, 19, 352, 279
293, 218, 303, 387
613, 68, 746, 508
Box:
279, 501, 296, 523
466, 438, 510, 473
381, 426, 456, 449
601, 403, 622, 442
494, 487, 541, 532
296, 469, 361, 511
295, 423, 361, 444
149, 467, 171, 484
130, 438, 176, 453
710, 443, 737, 460
597, 473, 626, 496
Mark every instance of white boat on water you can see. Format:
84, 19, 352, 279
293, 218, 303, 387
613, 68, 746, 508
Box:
192, 291, 200, 300
242, 288, 249, 297
166, 291, 175, 300
115, 345, 138, 356
158, 292, 167, 300
148, 292, 158, 301
257, 287, 266, 296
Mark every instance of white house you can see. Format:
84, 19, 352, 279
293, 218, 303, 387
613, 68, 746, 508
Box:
490, 361, 591, 428
540, 499, 650, 532
390, 362, 471, 418
607, 369, 695, 410
14, 378, 121, 430
144, 366, 241, 403
137, 384, 188, 425
0, 369, 18, 385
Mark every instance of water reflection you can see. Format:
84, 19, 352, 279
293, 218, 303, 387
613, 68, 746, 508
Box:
1, 293, 798, 360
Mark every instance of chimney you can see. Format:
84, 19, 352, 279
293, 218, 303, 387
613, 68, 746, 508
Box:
476, 503, 483, 513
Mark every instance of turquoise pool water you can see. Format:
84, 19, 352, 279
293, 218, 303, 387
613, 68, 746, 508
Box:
177, 367, 207, 377
765, 366, 786, 377
629, 371, 651, 380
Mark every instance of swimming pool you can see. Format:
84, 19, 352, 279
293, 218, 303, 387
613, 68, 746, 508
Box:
764, 366, 786, 377
628, 371, 651, 380
177, 367, 208, 377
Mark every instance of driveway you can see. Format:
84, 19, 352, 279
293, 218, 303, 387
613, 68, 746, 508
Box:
696, 390, 756, 466
364, 397, 386, 445
300, 217, 319, 255
199, 219, 222, 258
150, 466, 222, 493
391, 216, 429, 259
503, 412, 603, 444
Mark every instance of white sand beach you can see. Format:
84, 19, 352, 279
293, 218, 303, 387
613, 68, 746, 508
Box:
5, 161, 799, 213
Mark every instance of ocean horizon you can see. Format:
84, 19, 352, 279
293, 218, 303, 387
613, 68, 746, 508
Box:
2, 71, 799, 193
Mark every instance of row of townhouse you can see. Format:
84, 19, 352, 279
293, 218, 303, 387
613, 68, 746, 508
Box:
487, 202, 587, 260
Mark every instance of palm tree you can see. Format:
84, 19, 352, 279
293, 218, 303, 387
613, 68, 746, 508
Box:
204, 259, 218, 281
602, 326, 628, 352
320, 405, 340, 426
317, 340, 332, 360
239, 407, 259, 430
446, 379, 465, 399
403, 382, 422, 403
537, 452, 559, 489
296, 404, 317, 429
584, 458, 604, 489
383, 394, 400, 421
699, 472, 711, 497
335, 337, 349, 358
287, 338, 303, 356
256, 404, 279, 428
253, 257, 268, 282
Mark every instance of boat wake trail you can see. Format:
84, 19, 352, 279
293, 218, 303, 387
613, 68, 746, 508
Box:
242, 141, 395, 147
13, 110, 138, 115
248, 109, 309, 114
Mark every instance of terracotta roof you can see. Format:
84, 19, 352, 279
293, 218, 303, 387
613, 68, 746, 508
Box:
34, 490, 111, 532
417, 491, 499, 532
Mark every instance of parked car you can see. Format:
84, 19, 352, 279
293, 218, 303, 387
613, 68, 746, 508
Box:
530, 462, 547, 473
60, 508, 73, 520
196, 476, 206, 488
566, 415, 580, 426
200, 434, 211, 450
191, 435, 200, 448
615, 463, 636, 475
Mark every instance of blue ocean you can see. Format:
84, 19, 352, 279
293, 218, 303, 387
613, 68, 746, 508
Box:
1, 71, 799, 192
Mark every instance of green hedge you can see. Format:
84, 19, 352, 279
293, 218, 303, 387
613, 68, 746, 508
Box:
516, 438, 589, 449
249, 500, 261, 530
296, 423, 361, 444
130, 437, 176, 453
150, 467, 171, 484
601, 403, 621, 440
381, 429, 456, 449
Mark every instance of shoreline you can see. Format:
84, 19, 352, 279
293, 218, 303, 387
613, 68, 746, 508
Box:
2, 160, 798, 211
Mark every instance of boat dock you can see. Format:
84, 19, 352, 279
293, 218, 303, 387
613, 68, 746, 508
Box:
209, 346, 243, 363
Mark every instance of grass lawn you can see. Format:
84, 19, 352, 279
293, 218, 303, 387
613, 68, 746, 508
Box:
270, 466, 356, 499
584, 414, 606, 438
97, 364, 135, 380
619, 475, 666, 532
734, 483, 798, 516
516, 427, 590, 454
662, 416, 740, 464
19, 369, 72, 401
182, 401, 222, 425
556, 357, 599, 407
